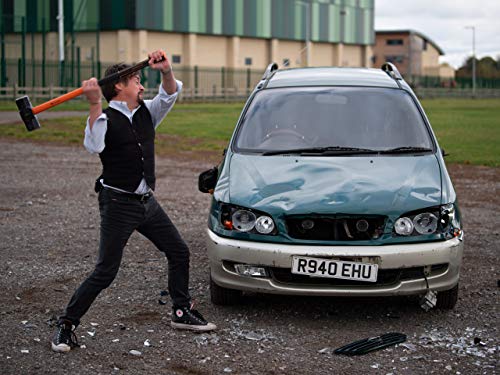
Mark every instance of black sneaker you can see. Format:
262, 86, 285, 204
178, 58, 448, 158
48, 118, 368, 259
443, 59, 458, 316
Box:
51, 319, 79, 353
171, 305, 217, 332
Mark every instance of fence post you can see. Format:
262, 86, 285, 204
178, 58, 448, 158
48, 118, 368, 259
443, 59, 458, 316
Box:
221, 67, 225, 100
42, 18, 46, 87
13, 84, 18, 100
246, 68, 251, 95
21, 17, 26, 87
1, 17, 6, 87
77, 47, 81, 85
49, 84, 53, 98
194, 65, 199, 97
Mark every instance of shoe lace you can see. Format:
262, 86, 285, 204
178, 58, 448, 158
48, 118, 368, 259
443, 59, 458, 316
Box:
57, 324, 80, 348
187, 309, 207, 324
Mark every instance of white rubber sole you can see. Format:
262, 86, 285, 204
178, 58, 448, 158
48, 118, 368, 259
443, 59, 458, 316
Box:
171, 321, 217, 332
51, 342, 72, 353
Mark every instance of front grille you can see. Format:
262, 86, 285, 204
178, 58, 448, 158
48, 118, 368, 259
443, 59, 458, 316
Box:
286, 215, 387, 241
270, 264, 448, 287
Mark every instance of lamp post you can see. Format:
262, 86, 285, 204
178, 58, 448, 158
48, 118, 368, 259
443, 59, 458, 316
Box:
465, 26, 476, 97
296, 0, 311, 67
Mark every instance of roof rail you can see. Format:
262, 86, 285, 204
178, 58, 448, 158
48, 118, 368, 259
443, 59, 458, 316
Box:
381, 62, 403, 80
262, 62, 279, 80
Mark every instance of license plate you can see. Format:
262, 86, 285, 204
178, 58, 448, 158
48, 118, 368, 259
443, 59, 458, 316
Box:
291, 256, 378, 282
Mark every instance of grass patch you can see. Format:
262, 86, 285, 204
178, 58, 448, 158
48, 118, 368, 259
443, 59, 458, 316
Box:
0, 99, 498, 166
420, 98, 500, 167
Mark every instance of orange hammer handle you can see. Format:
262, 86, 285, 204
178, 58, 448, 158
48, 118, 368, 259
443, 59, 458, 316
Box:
31, 87, 84, 115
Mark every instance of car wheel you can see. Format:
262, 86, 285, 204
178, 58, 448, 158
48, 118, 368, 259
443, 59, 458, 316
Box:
210, 275, 242, 305
436, 284, 459, 309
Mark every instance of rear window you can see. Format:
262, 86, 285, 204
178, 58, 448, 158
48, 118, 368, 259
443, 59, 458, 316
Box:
234, 87, 434, 153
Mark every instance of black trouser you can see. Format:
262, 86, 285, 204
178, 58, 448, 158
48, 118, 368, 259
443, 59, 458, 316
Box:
60, 188, 191, 327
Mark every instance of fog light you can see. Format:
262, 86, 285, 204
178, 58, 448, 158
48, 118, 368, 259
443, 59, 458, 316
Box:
234, 264, 268, 277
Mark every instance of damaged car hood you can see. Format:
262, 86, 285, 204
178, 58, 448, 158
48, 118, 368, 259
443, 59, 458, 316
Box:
216, 153, 442, 216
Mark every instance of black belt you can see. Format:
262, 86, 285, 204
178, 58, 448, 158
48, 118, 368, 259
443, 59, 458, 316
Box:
103, 188, 153, 203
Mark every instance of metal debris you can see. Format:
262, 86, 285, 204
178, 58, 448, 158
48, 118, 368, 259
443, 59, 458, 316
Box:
144, 339, 151, 347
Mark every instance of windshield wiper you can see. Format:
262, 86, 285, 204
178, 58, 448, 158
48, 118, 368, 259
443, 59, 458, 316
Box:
378, 146, 433, 154
262, 146, 377, 156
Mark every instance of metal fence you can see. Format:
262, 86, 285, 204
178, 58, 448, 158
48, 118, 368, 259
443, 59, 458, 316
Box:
1, 59, 265, 101
2, 59, 500, 101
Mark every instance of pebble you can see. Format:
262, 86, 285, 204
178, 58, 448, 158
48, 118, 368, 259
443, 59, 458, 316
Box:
129, 350, 142, 356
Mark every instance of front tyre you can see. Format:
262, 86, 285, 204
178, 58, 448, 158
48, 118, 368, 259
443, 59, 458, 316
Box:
436, 284, 459, 309
210, 275, 242, 306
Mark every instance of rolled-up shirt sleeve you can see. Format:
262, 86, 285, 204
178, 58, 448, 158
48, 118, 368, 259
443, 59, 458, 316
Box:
145, 79, 183, 128
83, 113, 108, 154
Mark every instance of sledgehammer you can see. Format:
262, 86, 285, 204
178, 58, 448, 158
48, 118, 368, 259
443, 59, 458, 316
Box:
16, 56, 162, 131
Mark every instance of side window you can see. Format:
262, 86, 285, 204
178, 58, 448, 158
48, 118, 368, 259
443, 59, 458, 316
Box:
172, 55, 181, 64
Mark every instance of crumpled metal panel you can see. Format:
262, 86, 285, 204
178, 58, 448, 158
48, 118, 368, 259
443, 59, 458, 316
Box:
218, 153, 443, 218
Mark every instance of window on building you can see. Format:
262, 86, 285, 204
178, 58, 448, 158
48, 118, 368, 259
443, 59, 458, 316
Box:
423, 40, 428, 51
245, 57, 252, 66
172, 55, 181, 64
283, 58, 290, 67
385, 55, 404, 64
386, 39, 403, 46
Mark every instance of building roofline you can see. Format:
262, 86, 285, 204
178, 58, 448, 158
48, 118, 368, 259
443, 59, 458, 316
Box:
375, 29, 445, 55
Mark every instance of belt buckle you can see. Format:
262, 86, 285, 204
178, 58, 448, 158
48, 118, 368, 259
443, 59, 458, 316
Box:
140, 193, 151, 202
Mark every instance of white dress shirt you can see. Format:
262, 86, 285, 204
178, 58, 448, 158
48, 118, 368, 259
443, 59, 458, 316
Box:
84, 80, 183, 194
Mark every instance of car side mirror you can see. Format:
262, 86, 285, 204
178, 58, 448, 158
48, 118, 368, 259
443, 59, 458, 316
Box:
441, 148, 449, 157
198, 167, 218, 194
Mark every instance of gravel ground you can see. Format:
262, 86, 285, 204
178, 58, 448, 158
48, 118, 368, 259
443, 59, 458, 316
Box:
0, 140, 498, 375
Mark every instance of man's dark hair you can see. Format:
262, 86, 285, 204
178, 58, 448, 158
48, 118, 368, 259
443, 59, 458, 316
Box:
101, 63, 138, 102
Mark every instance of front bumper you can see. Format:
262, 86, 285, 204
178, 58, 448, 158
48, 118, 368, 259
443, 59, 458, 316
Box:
206, 229, 464, 297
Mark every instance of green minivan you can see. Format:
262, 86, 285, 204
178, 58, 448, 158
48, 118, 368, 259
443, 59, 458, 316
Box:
200, 63, 464, 309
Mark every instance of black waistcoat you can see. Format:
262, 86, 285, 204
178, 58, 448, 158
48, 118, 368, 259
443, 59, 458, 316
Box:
99, 106, 156, 191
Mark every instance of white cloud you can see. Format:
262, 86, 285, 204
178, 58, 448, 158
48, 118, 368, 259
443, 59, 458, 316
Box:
375, 0, 500, 68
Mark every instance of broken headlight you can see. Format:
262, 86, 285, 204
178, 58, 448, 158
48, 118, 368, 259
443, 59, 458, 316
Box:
220, 204, 277, 235
393, 203, 462, 238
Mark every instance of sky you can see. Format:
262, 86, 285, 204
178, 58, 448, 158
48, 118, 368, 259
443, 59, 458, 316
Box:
374, 0, 500, 68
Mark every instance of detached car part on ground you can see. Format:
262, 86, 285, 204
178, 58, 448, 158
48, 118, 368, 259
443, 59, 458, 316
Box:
199, 62, 464, 309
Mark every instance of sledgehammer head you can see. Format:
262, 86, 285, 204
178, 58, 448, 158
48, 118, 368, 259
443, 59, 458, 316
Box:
16, 96, 41, 131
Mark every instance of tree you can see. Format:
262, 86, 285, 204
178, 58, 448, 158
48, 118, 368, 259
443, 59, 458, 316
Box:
456, 56, 500, 79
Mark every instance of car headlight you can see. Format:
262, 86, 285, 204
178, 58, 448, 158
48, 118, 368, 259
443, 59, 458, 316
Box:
394, 217, 414, 236
232, 210, 256, 232
255, 216, 275, 234
413, 212, 438, 234
393, 204, 461, 238
220, 204, 277, 235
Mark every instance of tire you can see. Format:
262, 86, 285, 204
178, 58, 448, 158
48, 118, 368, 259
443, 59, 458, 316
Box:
436, 284, 459, 309
210, 275, 242, 306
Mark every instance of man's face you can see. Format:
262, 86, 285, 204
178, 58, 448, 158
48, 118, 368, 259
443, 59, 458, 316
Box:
117, 74, 144, 106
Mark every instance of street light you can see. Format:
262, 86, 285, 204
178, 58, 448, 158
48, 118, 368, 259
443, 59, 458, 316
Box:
465, 26, 476, 97
296, 0, 311, 67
